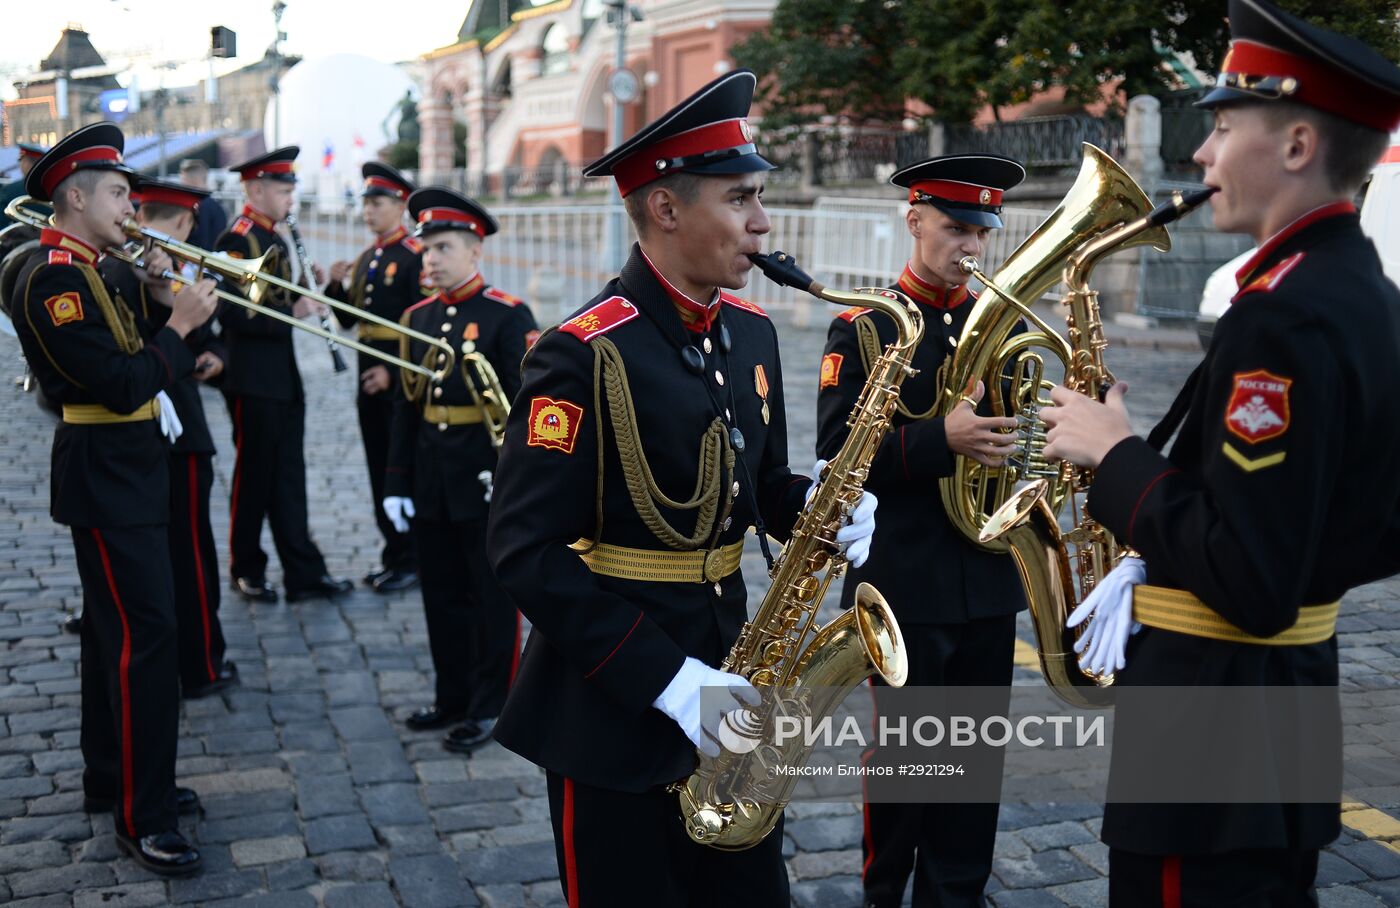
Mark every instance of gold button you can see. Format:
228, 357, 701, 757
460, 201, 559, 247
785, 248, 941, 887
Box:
715, 371, 725, 386
437, 422, 448, 431
703, 338, 712, 353
943, 313, 953, 325
433, 387, 443, 398
441, 322, 452, 332
621, 301, 633, 308
447, 306, 457, 316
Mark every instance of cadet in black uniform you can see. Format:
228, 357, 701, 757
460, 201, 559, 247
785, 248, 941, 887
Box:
487, 71, 877, 905
384, 187, 536, 749
0, 143, 46, 226
13, 124, 217, 875
216, 147, 352, 603
100, 177, 238, 699
326, 162, 425, 593
818, 156, 1027, 908
1040, 1, 1400, 902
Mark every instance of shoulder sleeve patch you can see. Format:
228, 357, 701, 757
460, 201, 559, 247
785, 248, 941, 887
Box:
1234, 252, 1305, 302
526, 396, 584, 453
557, 295, 639, 342
47, 250, 72, 266
525, 328, 541, 349
44, 291, 85, 326
820, 352, 844, 389
720, 292, 769, 319
230, 217, 253, 237
836, 306, 873, 323
483, 286, 524, 307
401, 236, 423, 254
1224, 369, 1291, 444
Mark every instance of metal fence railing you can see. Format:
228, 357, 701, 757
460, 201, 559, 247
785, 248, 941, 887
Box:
946, 116, 1126, 169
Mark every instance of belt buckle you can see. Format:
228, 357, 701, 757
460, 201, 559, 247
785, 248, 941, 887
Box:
702, 548, 726, 583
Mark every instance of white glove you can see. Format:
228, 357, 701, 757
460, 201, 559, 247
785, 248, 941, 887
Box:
1066, 556, 1146, 676
653, 656, 761, 758
382, 496, 415, 533
156, 391, 183, 443
806, 459, 879, 569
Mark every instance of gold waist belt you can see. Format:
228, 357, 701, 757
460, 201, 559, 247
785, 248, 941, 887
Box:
569, 539, 746, 584
1133, 584, 1339, 646
422, 404, 483, 426
357, 324, 399, 342
62, 399, 159, 425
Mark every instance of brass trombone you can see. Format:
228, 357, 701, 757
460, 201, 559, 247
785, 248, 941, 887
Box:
4, 196, 455, 382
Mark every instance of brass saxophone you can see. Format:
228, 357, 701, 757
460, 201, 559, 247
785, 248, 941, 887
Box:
977, 186, 1216, 708
673, 250, 921, 850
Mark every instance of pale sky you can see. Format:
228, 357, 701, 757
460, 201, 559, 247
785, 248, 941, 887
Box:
0, 0, 471, 100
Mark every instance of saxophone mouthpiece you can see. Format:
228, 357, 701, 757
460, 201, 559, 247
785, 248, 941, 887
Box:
1146, 186, 1218, 227
747, 250, 818, 293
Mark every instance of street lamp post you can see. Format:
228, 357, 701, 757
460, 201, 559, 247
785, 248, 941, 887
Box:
604, 0, 641, 273
270, 0, 287, 147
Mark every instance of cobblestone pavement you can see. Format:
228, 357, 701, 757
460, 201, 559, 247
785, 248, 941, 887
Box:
2, 306, 1398, 908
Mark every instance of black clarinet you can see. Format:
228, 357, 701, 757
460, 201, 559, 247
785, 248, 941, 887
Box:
285, 210, 348, 373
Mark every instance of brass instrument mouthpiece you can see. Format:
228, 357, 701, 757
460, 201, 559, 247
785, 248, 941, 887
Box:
959, 256, 980, 275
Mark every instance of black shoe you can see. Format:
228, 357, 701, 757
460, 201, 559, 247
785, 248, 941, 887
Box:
115, 828, 202, 876
372, 569, 419, 593
183, 661, 239, 700
443, 718, 497, 754
232, 577, 278, 603
362, 567, 391, 587
86, 786, 201, 816
405, 705, 469, 731
285, 575, 354, 602
62, 612, 83, 634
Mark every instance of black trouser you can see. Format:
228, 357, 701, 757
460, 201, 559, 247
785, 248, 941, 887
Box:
1109, 848, 1320, 907
168, 452, 226, 687
358, 390, 414, 573
863, 614, 1017, 908
545, 771, 790, 907
73, 525, 180, 838
225, 395, 328, 590
415, 515, 518, 718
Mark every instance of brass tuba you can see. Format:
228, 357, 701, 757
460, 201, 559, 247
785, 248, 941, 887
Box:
977, 185, 1216, 708
673, 251, 919, 850
936, 144, 1173, 553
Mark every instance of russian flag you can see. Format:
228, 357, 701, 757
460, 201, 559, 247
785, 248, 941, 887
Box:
322, 141, 334, 170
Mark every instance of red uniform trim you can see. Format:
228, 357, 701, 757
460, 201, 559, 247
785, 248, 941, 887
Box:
403, 293, 442, 318
1161, 855, 1182, 908
562, 778, 580, 908
188, 455, 216, 682
483, 286, 524, 307
416, 207, 485, 237
40, 145, 124, 198
365, 175, 408, 198
613, 118, 754, 196
897, 263, 969, 311
134, 185, 203, 210
1235, 202, 1353, 288
720, 292, 768, 319
91, 529, 137, 837
583, 613, 644, 679
239, 205, 277, 232
508, 610, 522, 687
908, 179, 1003, 207
558, 296, 639, 342
836, 306, 872, 323
1221, 40, 1400, 132
375, 225, 408, 249
39, 228, 100, 265
1127, 467, 1181, 546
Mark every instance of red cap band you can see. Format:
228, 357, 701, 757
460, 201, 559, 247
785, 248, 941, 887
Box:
239, 159, 296, 180
417, 207, 485, 237
40, 145, 124, 198
1221, 40, 1400, 132
133, 185, 203, 211
365, 175, 408, 198
613, 118, 754, 197
20, 147, 44, 161
908, 179, 1003, 208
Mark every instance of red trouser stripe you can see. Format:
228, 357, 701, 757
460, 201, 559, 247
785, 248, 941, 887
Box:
92, 529, 137, 838
188, 455, 216, 681
228, 398, 243, 558
861, 677, 877, 880
1162, 855, 1182, 908
508, 610, 522, 686
563, 777, 580, 908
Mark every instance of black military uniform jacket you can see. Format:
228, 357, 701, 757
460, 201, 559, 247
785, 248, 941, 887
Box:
487, 246, 813, 792
816, 264, 1025, 624
100, 258, 221, 455
214, 206, 302, 402
14, 228, 195, 527
326, 224, 427, 392
1088, 204, 1400, 854
385, 274, 537, 522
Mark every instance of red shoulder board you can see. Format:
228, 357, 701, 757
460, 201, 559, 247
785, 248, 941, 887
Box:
558, 296, 638, 342
47, 250, 72, 266
400, 236, 423, 254
836, 306, 873, 323
483, 287, 524, 307
230, 217, 253, 237
721, 292, 768, 319
1235, 252, 1305, 302
403, 293, 441, 319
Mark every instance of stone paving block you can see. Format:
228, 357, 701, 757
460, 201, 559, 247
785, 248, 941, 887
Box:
325, 671, 381, 706
265, 856, 320, 890
1, 813, 91, 845
9, 862, 116, 898
360, 782, 432, 827
347, 740, 417, 784
8, 708, 80, 736
1018, 821, 1098, 853
455, 841, 559, 886
0, 775, 54, 800
204, 729, 280, 756
182, 767, 290, 795
199, 788, 297, 820
317, 849, 389, 881
991, 890, 1069, 908
789, 848, 862, 881
1048, 877, 1108, 907
76, 833, 120, 863
785, 814, 863, 853
199, 809, 300, 845
1333, 841, 1400, 880
281, 722, 342, 753
324, 881, 401, 908
298, 773, 361, 819
524, 880, 567, 907
3, 895, 74, 908
434, 800, 520, 834
993, 850, 1098, 890
0, 840, 70, 874
478, 883, 528, 908
25, 791, 85, 816
391, 853, 481, 907
1318, 887, 1386, 907
488, 821, 555, 848
1318, 850, 1373, 887
1359, 878, 1400, 903
72, 880, 168, 908
204, 893, 318, 908
417, 758, 472, 784
331, 705, 400, 742
306, 814, 379, 855
0, 734, 48, 755
379, 823, 443, 855
791, 875, 865, 908
424, 778, 520, 808
30, 749, 83, 775
1068, 841, 1109, 877
231, 835, 307, 866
